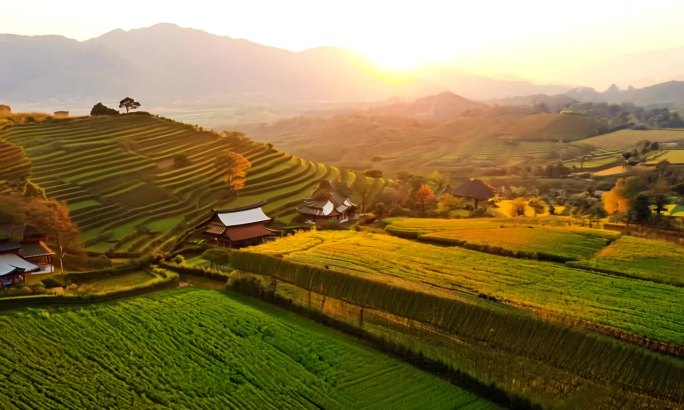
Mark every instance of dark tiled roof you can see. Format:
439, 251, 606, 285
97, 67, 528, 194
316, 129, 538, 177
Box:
18, 241, 55, 258
0, 240, 21, 253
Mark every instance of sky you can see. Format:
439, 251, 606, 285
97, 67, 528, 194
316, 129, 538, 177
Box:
4, 0, 684, 87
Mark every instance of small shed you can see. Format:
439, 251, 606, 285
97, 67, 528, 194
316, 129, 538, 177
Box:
452, 178, 496, 208
204, 203, 274, 248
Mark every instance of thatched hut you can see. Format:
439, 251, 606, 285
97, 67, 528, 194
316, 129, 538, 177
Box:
452, 178, 496, 208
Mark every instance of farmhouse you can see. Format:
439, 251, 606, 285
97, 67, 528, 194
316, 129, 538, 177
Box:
298, 180, 356, 227
0, 240, 40, 288
452, 178, 496, 208
0, 224, 54, 284
204, 203, 274, 248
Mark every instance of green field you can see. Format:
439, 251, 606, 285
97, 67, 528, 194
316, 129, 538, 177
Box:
384, 217, 618, 261
244, 230, 683, 345
570, 236, 684, 286
0, 288, 493, 409
0, 115, 390, 254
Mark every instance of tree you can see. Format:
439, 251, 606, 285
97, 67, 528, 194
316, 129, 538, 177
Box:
374, 202, 386, 218
436, 193, 463, 216
527, 197, 546, 216
603, 178, 630, 214
0, 194, 26, 241
90, 102, 119, 116
217, 151, 251, 194
653, 194, 668, 216
510, 198, 527, 217
413, 184, 436, 216
428, 170, 447, 192
119, 97, 141, 114
24, 198, 79, 273
630, 194, 651, 223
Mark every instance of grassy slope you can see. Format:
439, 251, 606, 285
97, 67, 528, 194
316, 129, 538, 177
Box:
0, 115, 389, 254
0, 288, 494, 409
246, 230, 684, 345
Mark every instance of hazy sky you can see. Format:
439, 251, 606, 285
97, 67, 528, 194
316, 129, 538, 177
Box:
4, 0, 683, 87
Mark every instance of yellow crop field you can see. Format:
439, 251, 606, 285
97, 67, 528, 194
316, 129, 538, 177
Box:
246, 230, 684, 345
580, 129, 684, 149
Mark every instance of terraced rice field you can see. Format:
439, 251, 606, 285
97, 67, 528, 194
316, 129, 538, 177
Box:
570, 236, 684, 286
0, 288, 493, 409
245, 230, 684, 345
384, 217, 617, 260
0, 115, 389, 254
578, 129, 684, 149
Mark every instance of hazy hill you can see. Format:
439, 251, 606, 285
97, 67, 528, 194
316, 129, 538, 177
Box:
1, 23, 574, 106
243, 96, 606, 175
366, 92, 487, 120
565, 81, 684, 108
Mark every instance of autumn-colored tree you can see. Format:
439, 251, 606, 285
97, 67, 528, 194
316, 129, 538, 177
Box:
527, 197, 546, 216
602, 178, 630, 214
436, 193, 463, 216
25, 198, 79, 273
217, 151, 251, 194
414, 184, 436, 216
0, 194, 26, 241
429, 170, 447, 192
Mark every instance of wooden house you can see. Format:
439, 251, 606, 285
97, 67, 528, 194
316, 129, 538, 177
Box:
204, 203, 274, 248
0, 224, 54, 274
0, 240, 39, 288
297, 180, 356, 227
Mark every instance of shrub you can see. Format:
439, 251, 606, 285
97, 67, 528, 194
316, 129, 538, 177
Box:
173, 254, 185, 264
201, 248, 232, 266
41, 276, 66, 288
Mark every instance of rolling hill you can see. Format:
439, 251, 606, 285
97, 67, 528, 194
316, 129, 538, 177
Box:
0, 114, 389, 255
243, 100, 607, 176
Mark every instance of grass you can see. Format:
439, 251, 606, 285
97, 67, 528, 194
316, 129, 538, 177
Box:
384, 217, 618, 261
245, 230, 684, 345
0, 288, 494, 409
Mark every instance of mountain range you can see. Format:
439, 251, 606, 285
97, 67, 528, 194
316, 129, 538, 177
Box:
1, 23, 683, 114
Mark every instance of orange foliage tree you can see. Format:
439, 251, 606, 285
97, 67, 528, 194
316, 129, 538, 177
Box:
25, 198, 79, 273
602, 178, 630, 215
414, 184, 436, 216
217, 151, 251, 194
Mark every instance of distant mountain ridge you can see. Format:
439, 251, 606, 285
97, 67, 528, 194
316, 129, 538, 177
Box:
494, 81, 684, 110
0, 23, 572, 105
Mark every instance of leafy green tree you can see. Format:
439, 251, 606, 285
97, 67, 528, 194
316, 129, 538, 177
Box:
119, 97, 141, 114
630, 194, 651, 223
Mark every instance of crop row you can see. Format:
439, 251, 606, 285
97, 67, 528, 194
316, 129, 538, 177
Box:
0, 289, 486, 409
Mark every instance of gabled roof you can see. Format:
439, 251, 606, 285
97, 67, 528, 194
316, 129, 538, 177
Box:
0, 254, 39, 276
0, 240, 21, 254
210, 203, 271, 227
217, 207, 271, 227
299, 181, 356, 216
18, 241, 55, 259
452, 179, 496, 200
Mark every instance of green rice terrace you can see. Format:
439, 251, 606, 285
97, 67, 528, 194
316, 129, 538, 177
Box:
0, 288, 494, 409
0, 115, 389, 255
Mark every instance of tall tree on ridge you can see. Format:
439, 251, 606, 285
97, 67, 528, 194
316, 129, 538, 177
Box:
119, 97, 141, 114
